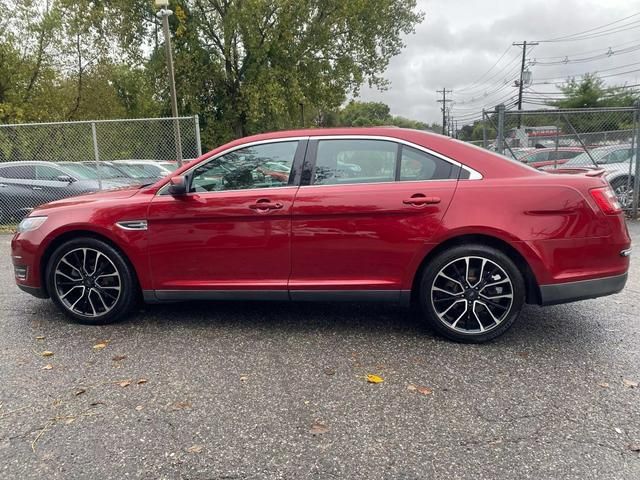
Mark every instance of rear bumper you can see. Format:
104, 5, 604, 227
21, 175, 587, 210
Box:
539, 273, 627, 306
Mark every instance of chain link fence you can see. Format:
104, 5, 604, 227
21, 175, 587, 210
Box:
476, 104, 640, 216
0, 116, 201, 224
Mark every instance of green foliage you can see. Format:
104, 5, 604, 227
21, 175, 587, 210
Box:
336, 101, 427, 129
551, 73, 637, 109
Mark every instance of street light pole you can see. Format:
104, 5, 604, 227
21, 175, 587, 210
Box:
156, 0, 183, 166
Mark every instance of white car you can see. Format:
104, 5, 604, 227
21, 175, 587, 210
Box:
544, 145, 636, 208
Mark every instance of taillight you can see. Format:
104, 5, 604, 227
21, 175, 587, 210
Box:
590, 186, 622, 215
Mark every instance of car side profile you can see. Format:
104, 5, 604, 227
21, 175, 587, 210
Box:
0, 161, 123, 222
11, 128, 631, 342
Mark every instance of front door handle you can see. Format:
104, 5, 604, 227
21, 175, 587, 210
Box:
32, 186, 43, 191
403, 195, 441, 206
249, 199, 284, 211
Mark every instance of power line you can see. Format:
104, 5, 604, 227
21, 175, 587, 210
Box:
535, 12, 640, 42
454, 45, 514, 93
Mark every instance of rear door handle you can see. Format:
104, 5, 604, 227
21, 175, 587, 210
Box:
403, 195, 441, 206
32, 186, 43, 191
249, 199, 284, 211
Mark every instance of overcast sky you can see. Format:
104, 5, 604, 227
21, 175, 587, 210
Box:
357, 0, 640, 126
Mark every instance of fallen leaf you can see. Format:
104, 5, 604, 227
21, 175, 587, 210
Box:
323, 368, 336, 376
366, 374, 384, 384
407, 384, 417, 392
239, 375, 249, 382
41, 364, 53, 371
112, 355, 127, 362
93, 342, 108, 351
517, 351, 529, 358
65, 418, 75, 425
41, 351, 54, 357
417, 386, 433, 396
623, 379, 638, 388
628, 443, 640, 452
118, 380, 131, 388
172, 401, 192, 410
137, 378, 148, 385
135, 405, 143, 411
615, 427, 623, 435
74, 388, 86, 396
90, 401, 105, 406
309, 422, 329, 435
35, 336, 45, 341
186, 444, 204, 454
598, 382, 610, 388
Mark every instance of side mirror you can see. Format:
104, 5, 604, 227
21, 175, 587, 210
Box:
168, 175, 188, 195
57, 175, 75, 183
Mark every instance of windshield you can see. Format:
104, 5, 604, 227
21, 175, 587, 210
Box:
114, 164, 155, 179
563, 151, 604, 167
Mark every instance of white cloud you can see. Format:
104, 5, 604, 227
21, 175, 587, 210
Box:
357, 0, 640, 125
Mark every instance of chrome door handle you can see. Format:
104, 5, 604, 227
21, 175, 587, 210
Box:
32, 186, 43, 191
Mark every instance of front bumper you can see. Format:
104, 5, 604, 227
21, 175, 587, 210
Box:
17, 284, 48, 299
539, 272, 628, 306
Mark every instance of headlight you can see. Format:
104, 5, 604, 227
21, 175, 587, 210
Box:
17, 216, 48, 233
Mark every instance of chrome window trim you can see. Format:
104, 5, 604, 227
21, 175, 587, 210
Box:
116, 220, 148, 231
157, 137, 309, 196
307, 134, 483, 181
156, 133, 482, 196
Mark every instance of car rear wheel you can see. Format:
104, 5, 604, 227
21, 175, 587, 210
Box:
610, 177, 634, 210
46, 237, 137, 325
419, 244, 525, 343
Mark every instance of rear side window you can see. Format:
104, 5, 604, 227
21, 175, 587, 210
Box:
313, 140, 397, 185
399, 146, 458, 181
36, 165, 66, 180
0, 165, 36, 180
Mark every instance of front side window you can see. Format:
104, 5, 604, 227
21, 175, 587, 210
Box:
0, 165, 36, 180
400, 146, 458, 181
36, 165, 67, 181
191, 141, 298, 192
313, 140, 397, 185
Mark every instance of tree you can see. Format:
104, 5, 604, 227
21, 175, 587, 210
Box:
336, 101, 427, 129
550, 73, 637, 109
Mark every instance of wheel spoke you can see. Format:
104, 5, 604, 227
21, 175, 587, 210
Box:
433, 285, 459, 297
60, 285, 82, 300
476, 300, 501, 325
471, 303, 485, 332
480, 293, 513, 300
450, 303, 468, 329
438, 272, 464, 290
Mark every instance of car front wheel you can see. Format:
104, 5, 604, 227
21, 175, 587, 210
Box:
419, 244, 526, 343
46, 237, 137, 325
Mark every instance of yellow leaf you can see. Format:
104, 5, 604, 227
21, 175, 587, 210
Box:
417, 386, 433, 396
41, 351, 54, 357
407, 384, 417, 391
35, 336, 45, 341
93, 343, 107, 351
42, 364, 53, 370
366, 374, 384, 384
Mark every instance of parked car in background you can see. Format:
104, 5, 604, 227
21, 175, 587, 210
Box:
113, 160, 177, 178
517, 147, 585, 169
0, 161, 122, 222
542, 145, 636, 208
11, 128, 630, 343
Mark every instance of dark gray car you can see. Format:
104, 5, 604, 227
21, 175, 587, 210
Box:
0, 161, 122, 222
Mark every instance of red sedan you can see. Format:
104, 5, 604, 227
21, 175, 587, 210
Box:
518, 147, 585, 169
11, 128, 631, 343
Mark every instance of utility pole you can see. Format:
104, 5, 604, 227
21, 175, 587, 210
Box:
156, 0, 183, 166
513, 40, 538, 128
436, 88, 452, 136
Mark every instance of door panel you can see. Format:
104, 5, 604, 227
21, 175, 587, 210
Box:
146, 139, 305, 292
289, 181, 456, 291
147, 187, 297, 290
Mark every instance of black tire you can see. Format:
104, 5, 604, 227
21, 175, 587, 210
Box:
610, 177, 634, 210
418, 244, 526, 343
45, 237, 138, 325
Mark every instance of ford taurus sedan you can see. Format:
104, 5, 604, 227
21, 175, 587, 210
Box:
11, 128, 631, 342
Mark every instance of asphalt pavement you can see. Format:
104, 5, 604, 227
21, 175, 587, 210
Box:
0, 223, 639, 479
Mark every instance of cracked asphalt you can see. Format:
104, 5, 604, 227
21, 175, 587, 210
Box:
0, 223, 639, 480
